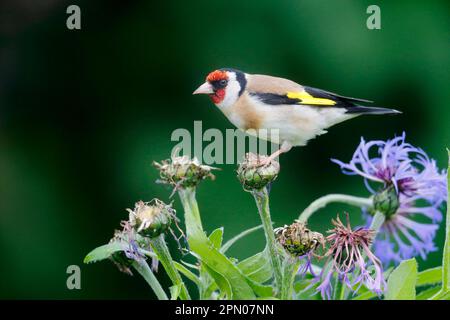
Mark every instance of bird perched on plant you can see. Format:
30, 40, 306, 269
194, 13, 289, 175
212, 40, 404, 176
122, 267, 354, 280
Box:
193, 68, 400, 165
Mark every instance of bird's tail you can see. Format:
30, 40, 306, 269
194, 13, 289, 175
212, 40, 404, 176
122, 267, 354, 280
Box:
345, 105, 402, 115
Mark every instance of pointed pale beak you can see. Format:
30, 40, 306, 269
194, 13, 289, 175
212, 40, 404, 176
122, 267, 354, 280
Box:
193, 82, 214, 95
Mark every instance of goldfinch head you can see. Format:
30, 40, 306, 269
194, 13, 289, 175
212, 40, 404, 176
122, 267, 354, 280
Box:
193, 68, 247, 108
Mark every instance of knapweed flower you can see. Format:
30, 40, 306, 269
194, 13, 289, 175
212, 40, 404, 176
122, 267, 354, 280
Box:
153, 155, 216, 190
128, 199, 175, 238
313, 215, 385, 299
275, 220, 324, 257
332, 133, 447, 266
237, 153, 280, 191
275, 221, 324, 276
367, 196, 442, 265
332, 133, 447, 204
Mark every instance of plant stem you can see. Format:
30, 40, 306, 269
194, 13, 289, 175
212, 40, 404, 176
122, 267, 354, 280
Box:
333, 275, 342, 300
298, 194, 373, 223
369, 211, 386, 237
252, 188, 283, 295
280, 258, 300, 300
132, 260, 168, 300
178, 188, 209, 298
335, 278, 347, 300
150, 234, 191, 300
221, 224, 263, 253
430, 150, 450, 300
178, 188, 203, 230
179, 187, 256, 299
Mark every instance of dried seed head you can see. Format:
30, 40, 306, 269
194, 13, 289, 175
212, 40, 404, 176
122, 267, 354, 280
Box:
275, 220, 325, 257
325, 214, 375, 272
128, 199, 175, 238
315, 214, 386, 298
372, 184, 400, 219
153, 155, 216, 189
237, 153, 280, 191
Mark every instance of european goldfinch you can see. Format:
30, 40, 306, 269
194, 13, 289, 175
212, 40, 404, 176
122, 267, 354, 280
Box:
193, 68, 400, 164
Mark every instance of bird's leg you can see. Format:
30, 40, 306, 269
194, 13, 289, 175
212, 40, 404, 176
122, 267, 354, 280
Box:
258, 141, 292, 166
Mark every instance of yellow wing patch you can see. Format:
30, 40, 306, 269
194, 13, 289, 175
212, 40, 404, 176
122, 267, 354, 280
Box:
286, 91, 337, 106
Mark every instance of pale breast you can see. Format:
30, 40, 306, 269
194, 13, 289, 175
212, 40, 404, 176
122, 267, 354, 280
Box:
244, 95, 356, 146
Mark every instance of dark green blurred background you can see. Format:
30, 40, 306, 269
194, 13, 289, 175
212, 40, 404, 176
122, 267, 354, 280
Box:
0, 0, 449, 299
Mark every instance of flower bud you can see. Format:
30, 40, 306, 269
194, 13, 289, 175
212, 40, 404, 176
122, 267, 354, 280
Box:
153, 155, 216, 188
108, 225, 147, 275
373, 184, 400, 219
275, 220, 324, 257
237, 153, 280, 191
128, 200, 175, 238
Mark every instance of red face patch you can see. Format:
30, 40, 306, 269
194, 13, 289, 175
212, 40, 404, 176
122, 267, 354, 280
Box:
206, 70, 228, 82
210, 88, 225, 104
206, 70, 228, 104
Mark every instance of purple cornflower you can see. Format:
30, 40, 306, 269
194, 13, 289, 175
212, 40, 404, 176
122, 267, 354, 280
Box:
313, 215, 385, 299
332, 133, 447, 204
365, 195, 441, 264
332, 133, 447, 266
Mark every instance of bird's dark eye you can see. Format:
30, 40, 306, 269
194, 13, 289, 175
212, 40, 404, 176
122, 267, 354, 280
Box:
211, 79, 228, 90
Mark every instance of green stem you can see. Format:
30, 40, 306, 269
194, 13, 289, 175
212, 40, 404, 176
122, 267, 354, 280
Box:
369, 211, 386, 237
150, 234, 191, 300
179, 188, 203, 230
178, 187, 256, 299
430, 150, 450, 300
178, 188, 209, 298
298, 194, 373, 223
132, 260, 168, 300
252, 188, 283, 295
221, 224, 263, 253
333, 275, 342, 300
280, 258, 300, 300
334, 278, 347, 300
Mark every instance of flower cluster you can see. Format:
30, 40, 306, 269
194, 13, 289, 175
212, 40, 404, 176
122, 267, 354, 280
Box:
332, 133, 447, 265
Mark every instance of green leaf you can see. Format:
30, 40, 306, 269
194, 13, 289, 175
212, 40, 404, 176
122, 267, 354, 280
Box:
244, 277, 274, 297
417, 286, 441, 300
170, 285, 181, 300
417, 267, 442, 287
352, 290, 378, 300
294, 277, 321, 300
150, 235, 190, 300
174, 261, 201, 286
202, 263, 233, 298
439, 291, 450, 300
385, 258, 417, 300
83, 241, 128, 264
209, 228, 224, 249
237, 250, 272, 283
430, 150, 450, 300
189, 235, 255, 299
179, 189, 256, 299
132, 260, 168, 300
441, 150, 450, 291
221, 225, 263, 253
